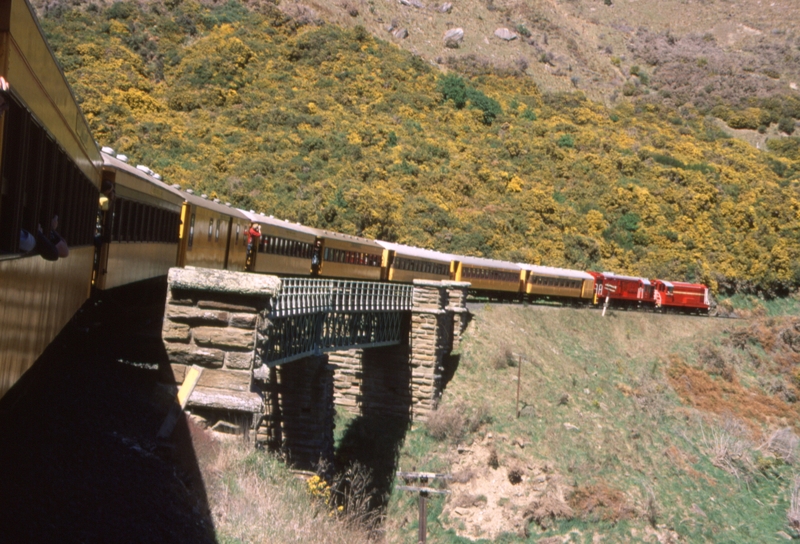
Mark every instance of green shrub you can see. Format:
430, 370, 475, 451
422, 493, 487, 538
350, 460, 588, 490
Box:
778, 117, 796, 135
466, 88, 502, 125
437, 73, 467, 108
557, 134, 575, 148
651, 153, 685, 168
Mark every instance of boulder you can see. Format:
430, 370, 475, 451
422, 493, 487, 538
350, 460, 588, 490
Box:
439, 2, 452, 13
443, 27, 464, 48
494, 27, 518, 41
400, 0, 425, 8
393, 27, 409, 39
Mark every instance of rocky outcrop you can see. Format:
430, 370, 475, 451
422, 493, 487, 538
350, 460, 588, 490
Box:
494, 28, 518, 41
444, 27, 464, 48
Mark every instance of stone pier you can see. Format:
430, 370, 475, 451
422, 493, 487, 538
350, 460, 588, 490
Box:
330, 280, 470, 422
161, 268, 335, 468
254, 355, 335, 468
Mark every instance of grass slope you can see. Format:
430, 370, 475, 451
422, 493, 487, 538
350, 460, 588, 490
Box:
384, 299, 800, 542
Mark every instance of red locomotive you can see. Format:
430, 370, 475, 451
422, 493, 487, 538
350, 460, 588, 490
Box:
588, 272, 654, 308
652, 280, 710, 314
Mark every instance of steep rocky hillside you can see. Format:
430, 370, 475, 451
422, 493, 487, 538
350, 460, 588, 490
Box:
30, 0, 800, 295
285, 0, 800, 122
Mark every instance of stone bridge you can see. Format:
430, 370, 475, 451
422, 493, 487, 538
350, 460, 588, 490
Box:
160, 267, 470, 467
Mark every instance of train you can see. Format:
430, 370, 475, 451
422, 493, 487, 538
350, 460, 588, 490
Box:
0, 0, 710, 399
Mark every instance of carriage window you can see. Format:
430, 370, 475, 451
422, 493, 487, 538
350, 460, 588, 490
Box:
188, 213, 196, 248
207, 218, 213, 241
215, 220, 220, 242
235, 224, 240, 246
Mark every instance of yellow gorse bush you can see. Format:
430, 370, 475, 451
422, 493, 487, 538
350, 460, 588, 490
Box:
39, 0, 800, 295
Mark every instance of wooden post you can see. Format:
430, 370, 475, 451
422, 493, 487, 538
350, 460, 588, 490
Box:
515, 354, 522, 419
396, 471, 451, 544
158, 365, 203, 438
419, 491, 427, 544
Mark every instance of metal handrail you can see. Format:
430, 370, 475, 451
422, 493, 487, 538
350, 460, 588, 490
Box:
262, 279, 413, 366
269, 279, 412, 318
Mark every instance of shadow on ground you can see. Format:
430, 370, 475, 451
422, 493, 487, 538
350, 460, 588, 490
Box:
334, 412, 410, 515
0, 278, 217, 543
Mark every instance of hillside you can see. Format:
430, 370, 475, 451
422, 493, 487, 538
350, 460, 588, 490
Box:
34, 0, 800, 295
281, 0, 800, 125
381, 298, 800, 542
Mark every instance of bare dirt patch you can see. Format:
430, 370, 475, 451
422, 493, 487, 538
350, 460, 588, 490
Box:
441, 436, 572, 540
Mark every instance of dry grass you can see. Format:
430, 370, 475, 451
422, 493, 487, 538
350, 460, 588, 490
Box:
276, 0, 800, 111
789, 475, 800, 532
666, 354, 799, 433
569, 481, 636, 523
700, 417, 756, 479
763, 427, 800, 465
424, 400, 492, 443
199, 436, 372, 543
524, 474, 575, 529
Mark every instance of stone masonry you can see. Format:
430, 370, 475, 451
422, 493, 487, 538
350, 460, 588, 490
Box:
161, 267, 335, 468
161, 267, 280, 417
255, 355, 335, 469
330, 280, 470, 422
444, 281, 470, 351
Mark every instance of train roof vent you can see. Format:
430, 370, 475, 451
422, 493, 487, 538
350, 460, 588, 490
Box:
249, 209, 255, 213
101, 146, 114, 154
201, 194, 208, 199
116, 154, 128, 163
269, 215, 274, 218
260, 212, 266, 216
136, 165, 153, 175
186, 189, 194, 194
213, 198, 220, 203
172, 184, 180, 189
153, 174, 162, 181
225, 202, 231, 206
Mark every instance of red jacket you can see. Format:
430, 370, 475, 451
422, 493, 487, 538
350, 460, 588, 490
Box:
247, 227, 261, 245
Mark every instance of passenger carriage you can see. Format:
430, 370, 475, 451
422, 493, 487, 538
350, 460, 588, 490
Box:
313, 229, 384, 281
96, 152, 183, 289
0, 0, 102, 397
176, 189, 249, 272
239, 211, 317, 276
375, 241, 453, 283
521, 264, 595, 305
452, 256, 524, 299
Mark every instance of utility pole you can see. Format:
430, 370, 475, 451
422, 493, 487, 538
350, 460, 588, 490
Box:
396, 471, 451, 543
